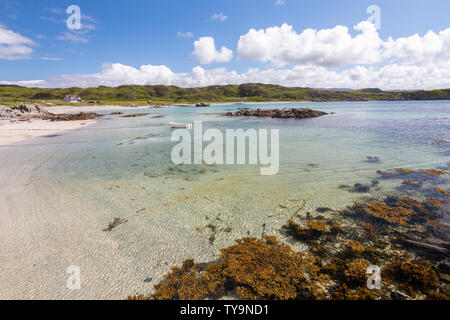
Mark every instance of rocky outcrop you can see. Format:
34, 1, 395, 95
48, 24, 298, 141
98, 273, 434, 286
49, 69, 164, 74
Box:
0, 104, 102, 121
0, 104, 50, 119
225, 108, 327, 119
42, 112, 100, 121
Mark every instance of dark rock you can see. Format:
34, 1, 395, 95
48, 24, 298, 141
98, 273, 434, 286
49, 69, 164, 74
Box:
120, 113, 149, 118
316, 207, 333, 213
0, 104, 48, 119
225, 108, 327, 119
437, 261, 450, 274
365, 156, 381, 163
1, 104, 102, 121
43, 112, 101, 121
351, 183, 370, 193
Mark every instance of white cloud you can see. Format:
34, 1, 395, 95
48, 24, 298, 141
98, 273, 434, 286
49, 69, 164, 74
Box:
4, 21, 450, 90
15, 61, 450, 90
384, 29, 450, 66
49, 8, 64, 15
56, 31, 89, 43
275, 0, 285, 6
80, 14, 99, 31
41, 57, 63, 61
46, 63, 176, 88
211, 12, 228, 22
177, 31, 194, 39
0, 79, 47, 86
0, 24, 35, 60
237, 21, 450, 70
192, 37, 233, 64
237, 21, 383, 67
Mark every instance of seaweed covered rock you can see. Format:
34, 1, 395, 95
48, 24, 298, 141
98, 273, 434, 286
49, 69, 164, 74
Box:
343, 240, 367, 257
352, 196, 442, 225
376, 168, 449, 182
342, 259, 372, 285
351, 183, 371, 193
218, 236, 328, 299
383, 259, 439, 297
147, 259, 225, 300
322, 257, 374, 295
225, 108, 327, 119
133, 236, 330, 300
43, 112, 101, 121
332, 284, 377, 300
361, 222, 377, 239
284, 220, 329, 241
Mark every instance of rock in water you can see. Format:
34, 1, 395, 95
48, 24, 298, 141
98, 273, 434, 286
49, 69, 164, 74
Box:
43, 112, 101, 121
225, 108, 327, 119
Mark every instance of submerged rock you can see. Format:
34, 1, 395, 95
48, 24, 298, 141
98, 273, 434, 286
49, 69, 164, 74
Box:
351, 183, 371, 193
43, 112, 101, 121
365, 156, 381, 163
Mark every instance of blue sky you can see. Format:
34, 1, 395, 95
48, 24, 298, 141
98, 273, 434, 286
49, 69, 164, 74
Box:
1, 0, 450, 89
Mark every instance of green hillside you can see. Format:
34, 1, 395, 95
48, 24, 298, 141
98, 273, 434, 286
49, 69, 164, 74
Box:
1, 83, 450, 106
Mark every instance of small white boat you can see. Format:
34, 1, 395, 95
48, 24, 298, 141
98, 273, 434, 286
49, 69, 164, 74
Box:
170, 121, 192, 129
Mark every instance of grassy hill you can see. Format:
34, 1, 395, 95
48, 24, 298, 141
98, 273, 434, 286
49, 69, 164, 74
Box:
1, 83, 450, 106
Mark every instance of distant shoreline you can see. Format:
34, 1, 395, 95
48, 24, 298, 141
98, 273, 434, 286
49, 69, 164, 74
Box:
2, 84, 450, 107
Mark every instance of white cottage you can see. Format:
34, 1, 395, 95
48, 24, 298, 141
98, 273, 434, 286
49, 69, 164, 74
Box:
63, 95, 84, 103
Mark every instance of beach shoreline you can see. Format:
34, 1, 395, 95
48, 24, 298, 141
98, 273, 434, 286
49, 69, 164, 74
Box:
0, 102, 305, 146
0, 105, 155, 146
41, 104, 151, 114
0, 119, 96, 146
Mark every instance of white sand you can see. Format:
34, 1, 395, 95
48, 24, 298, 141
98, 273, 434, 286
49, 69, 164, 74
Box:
0, 119, 95, 146
0, 105, 153, 146
42, 105, 150, 114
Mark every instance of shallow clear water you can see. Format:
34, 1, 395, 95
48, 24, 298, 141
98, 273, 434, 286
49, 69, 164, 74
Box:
0, 100, 449, 299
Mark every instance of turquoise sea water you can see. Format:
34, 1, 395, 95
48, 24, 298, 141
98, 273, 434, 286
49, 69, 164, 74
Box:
0, 100, 449, 298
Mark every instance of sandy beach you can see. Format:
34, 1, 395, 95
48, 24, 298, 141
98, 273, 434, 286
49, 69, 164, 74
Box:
0, 100, 448, 300
0, 119, 95, 146
0, 105, 152, 146
42, 105, 150, 114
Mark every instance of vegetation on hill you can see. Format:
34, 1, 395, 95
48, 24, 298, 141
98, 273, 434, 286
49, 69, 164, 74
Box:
1, 83, 450, 106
